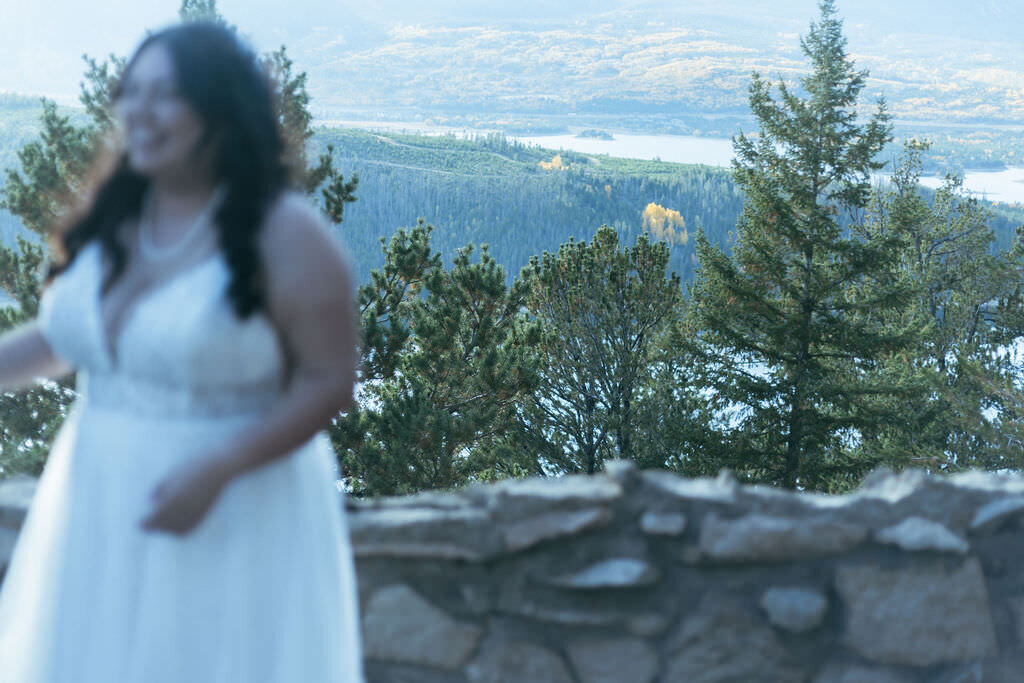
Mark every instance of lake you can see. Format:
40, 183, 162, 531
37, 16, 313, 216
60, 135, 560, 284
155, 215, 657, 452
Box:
322, 120, 1024, 205
512, 132, 737, 169
513, 132, 1024, 206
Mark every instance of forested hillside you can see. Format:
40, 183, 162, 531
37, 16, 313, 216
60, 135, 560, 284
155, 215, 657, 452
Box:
314, 128, 1024, 283
2, 111, 1022, 285
315, 128, 744, 283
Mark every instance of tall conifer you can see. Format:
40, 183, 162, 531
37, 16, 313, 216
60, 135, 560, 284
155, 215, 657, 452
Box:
689, 0, 901, 489
517, 226, 683, 474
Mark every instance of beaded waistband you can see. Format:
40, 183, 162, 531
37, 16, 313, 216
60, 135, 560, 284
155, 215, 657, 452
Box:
82, 372, 281, 418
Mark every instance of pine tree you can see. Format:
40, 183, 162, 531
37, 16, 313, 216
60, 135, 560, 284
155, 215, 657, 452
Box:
856, 142, 1024, 470
515, 226, 682, 474
0, 0, 356, 476
332, 221, 539, 495
688, 0, 901, 490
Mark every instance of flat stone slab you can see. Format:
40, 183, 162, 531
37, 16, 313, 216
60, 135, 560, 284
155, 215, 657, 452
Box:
640, 511, 686, 536
465, 640, 573, 683
835, 558, 996, 666
567, 637, 658, 683
350, 507, 497, 560
503, 507, 612, 552
491, 476, 623, 516
363, 584, 482, 670
970, 497, 1024, 534
700, 513, 867, 562
641, 469, 737, 503
875, 516, 969, 554
760, 586, 828, 633
546, 558, 660, 590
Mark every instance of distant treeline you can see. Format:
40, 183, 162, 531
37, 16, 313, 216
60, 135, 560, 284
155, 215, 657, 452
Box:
0, 118, 1022, 285
320, 128, 739, 283
315, 128, 1024, 284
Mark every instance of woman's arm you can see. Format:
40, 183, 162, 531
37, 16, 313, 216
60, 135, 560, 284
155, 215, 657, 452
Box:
217, 192, 358, 477
142, 193, 358, 534
0, 322, 73, 392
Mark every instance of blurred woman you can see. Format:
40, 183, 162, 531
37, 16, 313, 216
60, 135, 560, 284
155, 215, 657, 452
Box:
0, 21, 363, 682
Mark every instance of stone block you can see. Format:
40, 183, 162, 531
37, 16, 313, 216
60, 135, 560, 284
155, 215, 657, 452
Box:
875, 516, 969, 554
601, 459, 637, 485
491, 476, 623, 518
503, 507, 612, 552
640, 510, 686, 536
567, 637, 658, 683
545, 557, 660, 590
812, 663, 913, 683
626, 613, 670, 636
465, 640, 573, 683
351, 507, 497, 561
835, 558, 996, 666
970, 497, 1024, 535
641, 469, 737, 503
760, 586, 828, 633
1008, 594, 1024, 646
363, 584, 482, 670
700, 512, 866, 562
664, 595, 804, 682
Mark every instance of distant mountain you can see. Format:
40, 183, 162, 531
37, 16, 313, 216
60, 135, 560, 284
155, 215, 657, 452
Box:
244, 0, 1024, 129
3, 1, 1021, 130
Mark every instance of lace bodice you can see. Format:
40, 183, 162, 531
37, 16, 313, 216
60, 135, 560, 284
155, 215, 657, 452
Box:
38, 242, 287, 416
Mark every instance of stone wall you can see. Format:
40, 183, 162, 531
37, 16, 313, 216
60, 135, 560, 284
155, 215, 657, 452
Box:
0, 475, 33, 585
6, 463, 1024, 681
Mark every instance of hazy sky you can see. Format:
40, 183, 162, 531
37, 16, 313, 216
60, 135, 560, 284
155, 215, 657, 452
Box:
0, 0, 360, 101
0, 0, 827, 101
2, 0, 1019, 103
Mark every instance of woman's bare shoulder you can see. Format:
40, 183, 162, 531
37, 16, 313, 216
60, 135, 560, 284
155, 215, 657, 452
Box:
260, 191, 339, 258
259, 190, 353, 319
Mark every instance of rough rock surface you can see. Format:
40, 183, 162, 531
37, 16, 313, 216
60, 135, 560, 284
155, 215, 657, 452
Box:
760, 586, 828, 632
700, 512, 867, 561
465, 640, 573, 683
664, 596, 805, 682
639, 510, 686, 535
812, 663, 914, 683
835, 559, 997, 666
875, 516, 969, 554
503, 507, 612, 552
545, 558, 660, 589
566, 637, 657, 683
970, 496, 1024, 534
362, 584, 482, 669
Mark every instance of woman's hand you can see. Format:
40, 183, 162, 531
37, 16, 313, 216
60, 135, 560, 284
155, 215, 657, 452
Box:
141, 454, 234, 535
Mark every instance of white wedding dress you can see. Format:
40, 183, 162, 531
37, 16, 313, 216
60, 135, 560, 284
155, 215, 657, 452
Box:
0, 241, 364, 682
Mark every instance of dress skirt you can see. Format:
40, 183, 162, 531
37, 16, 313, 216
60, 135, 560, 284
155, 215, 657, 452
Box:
0, 399, 364, 682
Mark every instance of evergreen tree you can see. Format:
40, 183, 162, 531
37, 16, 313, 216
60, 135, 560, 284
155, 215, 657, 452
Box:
332, 221, 539, 495
688, 0, 901, 490
515, 226, 682, 474
0, 0, 356, 476
856, 142, 1024, 470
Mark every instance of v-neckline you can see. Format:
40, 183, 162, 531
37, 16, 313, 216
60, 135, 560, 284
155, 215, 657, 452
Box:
94, 245, 224, 370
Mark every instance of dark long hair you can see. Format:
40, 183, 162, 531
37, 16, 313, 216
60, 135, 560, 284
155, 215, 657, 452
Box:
49, 22, 290, 318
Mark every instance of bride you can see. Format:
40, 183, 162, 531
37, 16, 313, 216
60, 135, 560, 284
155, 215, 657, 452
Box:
0, 21, 363, 682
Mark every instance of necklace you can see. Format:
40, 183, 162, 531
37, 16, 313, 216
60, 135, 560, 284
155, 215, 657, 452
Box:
137, 186, 226, 263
